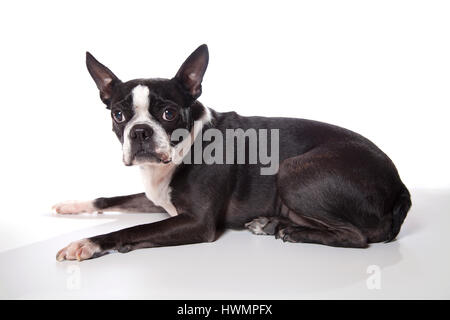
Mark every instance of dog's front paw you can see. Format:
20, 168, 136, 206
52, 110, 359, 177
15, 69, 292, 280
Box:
52, 200, 98, 214
56, 238, 101, 261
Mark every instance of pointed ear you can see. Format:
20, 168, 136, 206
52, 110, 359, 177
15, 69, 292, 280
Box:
174, 44, 209, 100
86, 52, 121, 106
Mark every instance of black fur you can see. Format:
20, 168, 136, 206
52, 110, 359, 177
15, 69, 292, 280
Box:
94, 193, 165, 214
82, 45, 411, 258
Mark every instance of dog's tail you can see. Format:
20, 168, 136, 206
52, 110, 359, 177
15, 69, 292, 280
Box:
385, 185, 412, 242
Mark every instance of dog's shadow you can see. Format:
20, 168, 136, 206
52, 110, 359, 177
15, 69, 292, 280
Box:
0, 188, 445, 299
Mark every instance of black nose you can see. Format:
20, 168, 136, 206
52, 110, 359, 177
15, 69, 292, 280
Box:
130, 124, 153, 142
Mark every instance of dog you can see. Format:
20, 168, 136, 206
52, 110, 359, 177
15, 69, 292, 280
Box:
54, 44, 411, 261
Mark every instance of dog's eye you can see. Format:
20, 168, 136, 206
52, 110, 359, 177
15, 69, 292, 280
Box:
112, 110, 125, 123
162, 107, 178, 122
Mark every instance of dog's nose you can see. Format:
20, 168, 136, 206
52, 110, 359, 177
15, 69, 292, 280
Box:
130, 124, 153, 142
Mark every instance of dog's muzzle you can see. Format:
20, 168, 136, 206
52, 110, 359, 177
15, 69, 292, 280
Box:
125, 124, 172, 165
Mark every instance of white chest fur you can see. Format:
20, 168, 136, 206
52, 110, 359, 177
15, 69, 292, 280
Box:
138, 106, 212, 217
139, 164, 178, 216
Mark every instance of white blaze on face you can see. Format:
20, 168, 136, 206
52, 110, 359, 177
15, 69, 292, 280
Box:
122, 85, 171, 165
132, 84, 150, 113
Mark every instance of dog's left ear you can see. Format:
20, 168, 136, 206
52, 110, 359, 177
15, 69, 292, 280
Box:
86, 52, 121, 107
174, 44, 209, 100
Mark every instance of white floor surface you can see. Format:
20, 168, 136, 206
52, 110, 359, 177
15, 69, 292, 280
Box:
0, 188, 449, 299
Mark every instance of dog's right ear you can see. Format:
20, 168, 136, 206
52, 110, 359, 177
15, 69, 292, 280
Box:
86, 52, 121, 107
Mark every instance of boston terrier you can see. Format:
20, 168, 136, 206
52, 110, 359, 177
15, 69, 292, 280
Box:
54, 44, 411, 261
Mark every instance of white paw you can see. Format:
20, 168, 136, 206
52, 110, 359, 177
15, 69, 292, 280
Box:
56, 238, 101, 261
52, 200, 98, 214
245, 217, 270, 235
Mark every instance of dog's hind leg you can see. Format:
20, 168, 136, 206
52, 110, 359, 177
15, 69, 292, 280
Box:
53, 193, 166, 214
273, 149, 376, 248
246, 214, 367, 248
275, 223, 368, 248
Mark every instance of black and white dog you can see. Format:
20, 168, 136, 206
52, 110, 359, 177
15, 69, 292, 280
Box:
54, 45, 411, 261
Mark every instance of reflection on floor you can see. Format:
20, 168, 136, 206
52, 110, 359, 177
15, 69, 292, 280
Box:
0, 188, 449, 299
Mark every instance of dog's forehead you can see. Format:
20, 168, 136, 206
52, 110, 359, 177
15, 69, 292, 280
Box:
131, 85, 150, 112
113, 79, 185, 108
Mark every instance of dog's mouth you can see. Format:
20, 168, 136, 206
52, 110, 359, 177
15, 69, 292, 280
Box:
129, 149, 172, 165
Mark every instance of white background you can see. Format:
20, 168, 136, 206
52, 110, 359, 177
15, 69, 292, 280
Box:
0, 0, 449, 299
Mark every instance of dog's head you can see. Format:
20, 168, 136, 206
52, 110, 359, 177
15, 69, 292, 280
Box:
86, 45, 209, 166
